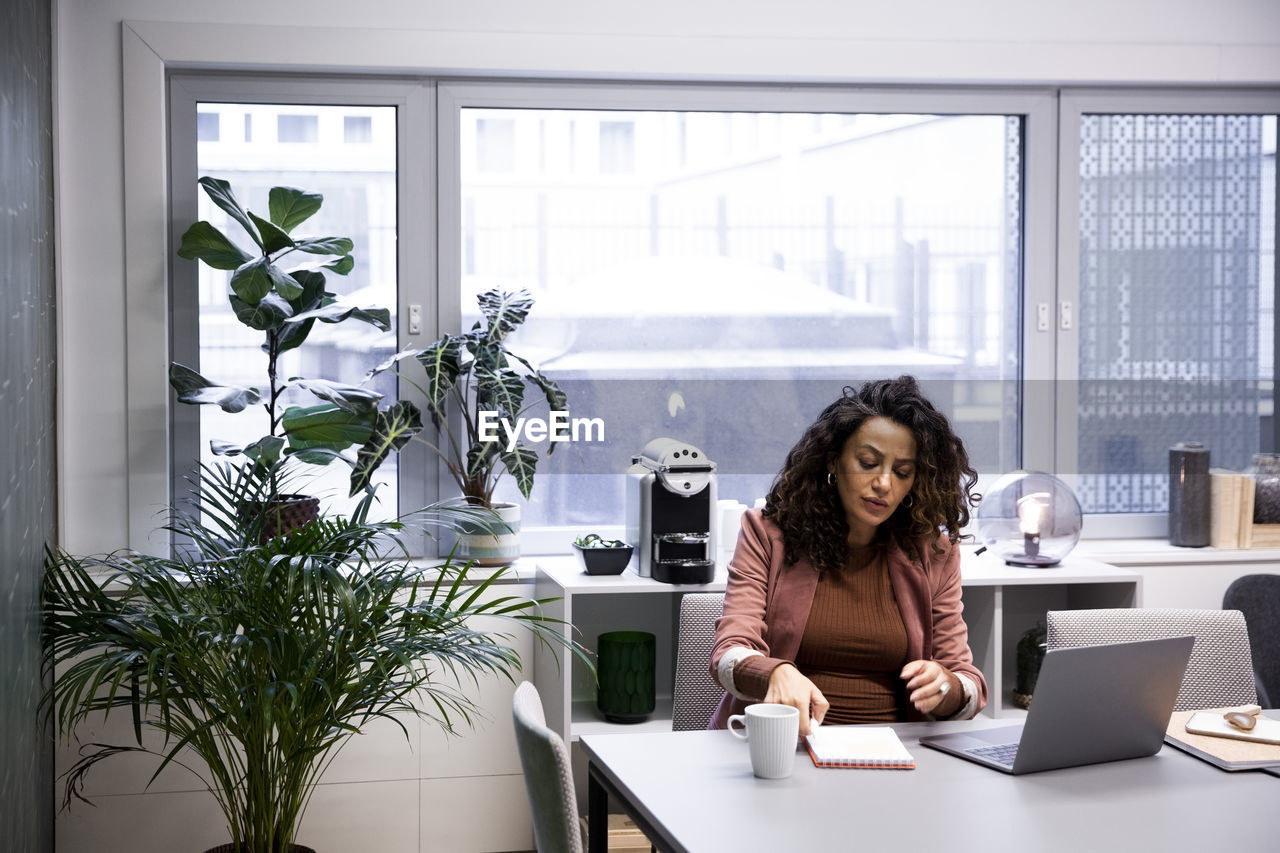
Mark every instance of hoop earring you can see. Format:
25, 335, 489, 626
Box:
902, 493, 914, 509
827, 472, 836, 487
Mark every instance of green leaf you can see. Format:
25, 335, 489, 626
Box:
293, 237, 355, 256
244, 435, 285, 466
350, 401, 423, 496
475, 363, 525, 417
413, 337, 464, 409
476, 288, 533, 344
287, 447, 346, 466
268, 186, 323, 234
177, 221, 252, 271
282, 404, 374, 452
209, 439, 243, 456
169, 363, 262, 413
247, 211, 295, 256
285, 270, 328, 310
509, 353, 568, 456
197, 176, 261, 249
230, 290, 292, 331
324, 255, 355, 275
499, 444, 538, 500
275, 316, 316, 354
286, 301, 390, 331
275, 271, 328, 353
230, 257, 296, 305
465, 440, 499, 480
289, 379, 382, 415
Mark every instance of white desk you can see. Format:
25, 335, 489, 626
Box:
580, 721, 1279, 853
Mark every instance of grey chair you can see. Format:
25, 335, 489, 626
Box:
1222, 574, 1280, 707
512, 680, 583, 853
1045, 608, 1257, 710
671, 592, 727, 731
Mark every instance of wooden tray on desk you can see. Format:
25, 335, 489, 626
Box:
1165, 708, 1280, 771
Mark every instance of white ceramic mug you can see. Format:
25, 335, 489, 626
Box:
727, 703, 799, 779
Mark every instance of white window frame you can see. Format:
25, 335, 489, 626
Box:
165, 74, 437, 553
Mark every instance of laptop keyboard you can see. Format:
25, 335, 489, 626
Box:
965, 742, 1019, 767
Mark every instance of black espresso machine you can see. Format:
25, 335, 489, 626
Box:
626, 437, 717, 584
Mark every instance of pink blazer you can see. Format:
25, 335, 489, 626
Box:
708, 508, 988, 728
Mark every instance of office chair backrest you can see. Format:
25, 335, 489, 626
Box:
1222, 574, 1280, 707
672, 592, 726, 731
512, 681, 583, 853
1045, 608, 1257, 711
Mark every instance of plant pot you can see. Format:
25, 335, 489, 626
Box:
239, 494, 321, 542
203, 845, 317, 853
458, 502, 521, 566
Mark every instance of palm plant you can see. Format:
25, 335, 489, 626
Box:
42, 463, 582, 853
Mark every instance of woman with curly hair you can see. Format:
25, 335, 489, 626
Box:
709, 376, 987, 734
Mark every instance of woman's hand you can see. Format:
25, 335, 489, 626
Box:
764, 663, 829, 736
901, 660, 963, 717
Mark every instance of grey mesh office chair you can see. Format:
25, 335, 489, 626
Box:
671, 592, 726, 731
512, 681, 583, 853
1222, 574, 1280, 707
1045, 608, 1257, 710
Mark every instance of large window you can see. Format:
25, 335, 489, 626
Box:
168, 78, 1280, 550
458, 106, 1024, 528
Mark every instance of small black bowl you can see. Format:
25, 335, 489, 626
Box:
572, 542, 633, 575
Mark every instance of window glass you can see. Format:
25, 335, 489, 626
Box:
196, 111, 219, 142
459, 108, 1023, 527
277, 113, 319, 143
195, 103, 398, 518
344, 115, 373, 144
1076, 114, 1277, 513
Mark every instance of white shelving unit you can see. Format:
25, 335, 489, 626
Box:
532, 550, 1142, 747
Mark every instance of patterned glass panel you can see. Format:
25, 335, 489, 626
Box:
1077, 114, 1276, 513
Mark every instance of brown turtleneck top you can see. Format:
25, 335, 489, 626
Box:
733, 547, 909, 722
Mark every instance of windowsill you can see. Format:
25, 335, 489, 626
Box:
1073, 539, 1280, 567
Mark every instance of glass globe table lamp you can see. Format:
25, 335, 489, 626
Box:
975, 471, 1082, 567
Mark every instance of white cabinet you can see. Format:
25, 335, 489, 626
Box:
959, 551, 1141, 715
532, 550, 1142, 747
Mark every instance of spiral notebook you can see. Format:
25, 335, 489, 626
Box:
804, 725, 915, 769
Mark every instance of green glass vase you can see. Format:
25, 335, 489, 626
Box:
596, 631, 656, 723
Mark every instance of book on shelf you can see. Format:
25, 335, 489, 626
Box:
1210, 469, 1245, 548
804, 725, 915, 769
1210, 469, 1280, 549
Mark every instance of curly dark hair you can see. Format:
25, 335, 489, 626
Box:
762, 376, 979, 573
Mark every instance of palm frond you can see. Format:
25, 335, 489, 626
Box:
42, 461, 589, 850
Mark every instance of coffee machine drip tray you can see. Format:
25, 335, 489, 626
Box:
652, 532, 715, 584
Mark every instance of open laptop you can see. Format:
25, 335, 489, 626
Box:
919, 634, 1194, 774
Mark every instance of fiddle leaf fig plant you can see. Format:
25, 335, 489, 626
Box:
173, 176, 421, 497
371, 287, 567, 507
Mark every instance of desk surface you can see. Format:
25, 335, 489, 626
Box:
580, 718, 1278, 853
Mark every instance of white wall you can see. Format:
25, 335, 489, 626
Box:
45, 6, 1280, 849
53, 0, 1280, 554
